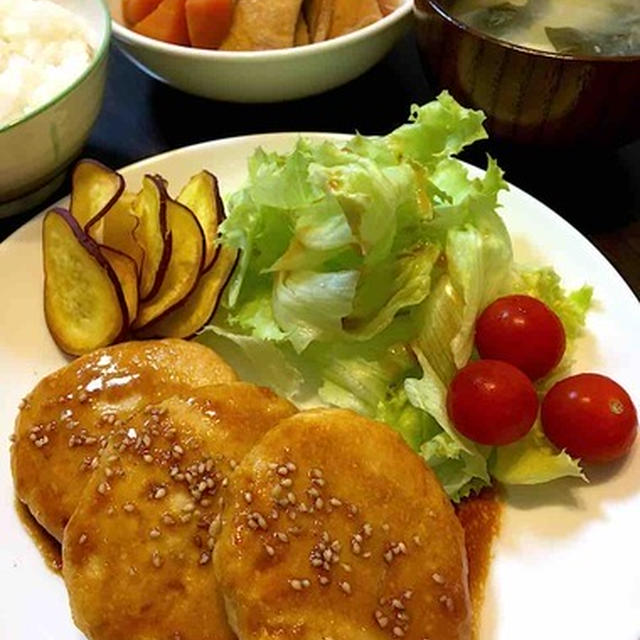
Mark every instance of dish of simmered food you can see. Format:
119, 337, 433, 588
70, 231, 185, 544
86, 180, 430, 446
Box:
1, 99, 639, 640
120, 0, 404, 49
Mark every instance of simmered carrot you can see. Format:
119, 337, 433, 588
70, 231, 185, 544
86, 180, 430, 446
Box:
122, 0, 162, 27
185, 0, 234, 49
133, 0, 190, 46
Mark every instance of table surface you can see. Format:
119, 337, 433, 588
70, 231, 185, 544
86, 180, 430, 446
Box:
3, 36, 639, 296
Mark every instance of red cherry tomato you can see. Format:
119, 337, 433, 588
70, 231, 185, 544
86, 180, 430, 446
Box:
447, 360, 539, 446
541, 373, 637, 463
475, 295, 566, 380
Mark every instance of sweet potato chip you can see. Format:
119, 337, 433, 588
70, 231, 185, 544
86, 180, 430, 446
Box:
99, 192, 144, 273
133, 175, 171, 300
132, 186, 205, 330
43, 208, 128, 355
137, 246, 237, 339
70, 160, 124, 230
177, 170, 224, 271
101, 246, 140, 326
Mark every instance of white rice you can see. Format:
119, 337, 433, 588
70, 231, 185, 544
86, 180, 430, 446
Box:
0, 0, 95, 128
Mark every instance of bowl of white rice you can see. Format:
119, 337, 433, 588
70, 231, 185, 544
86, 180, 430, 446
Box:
0, 0, 111, 217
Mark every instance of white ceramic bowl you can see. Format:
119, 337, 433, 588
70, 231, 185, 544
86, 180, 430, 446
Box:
107, 0, 413, 103
0, 0, 111, 218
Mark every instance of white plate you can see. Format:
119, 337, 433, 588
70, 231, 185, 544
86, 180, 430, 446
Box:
0, 133, 639, 640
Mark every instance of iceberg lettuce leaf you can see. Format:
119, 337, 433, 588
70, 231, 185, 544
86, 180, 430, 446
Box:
346, 243, 440, 341
510, 266, 593, 341
491, 423, 585, 485
387, 92, 487, 168
375, 387, 441, 451
208, 93, 593, 502
273, 270, 359, 353
420, 432, 492, 501
197, 325, 303, 399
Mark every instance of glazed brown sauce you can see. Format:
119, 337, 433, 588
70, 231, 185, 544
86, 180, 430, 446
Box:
15, 489, 502, 632
456, 488, 502, 637
15, 499, 62, 573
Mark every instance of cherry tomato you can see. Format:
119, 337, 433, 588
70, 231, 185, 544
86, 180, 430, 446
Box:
447, 360, 539, 446
475, 295, 566, 380
541, 373, 637, 463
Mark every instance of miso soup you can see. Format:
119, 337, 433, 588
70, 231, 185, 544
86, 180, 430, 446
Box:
449, 0, 640, 56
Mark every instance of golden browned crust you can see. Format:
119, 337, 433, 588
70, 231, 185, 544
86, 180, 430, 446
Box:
11, 339, 236, 540
214, 408, 472, 640
62, 382, 297, 640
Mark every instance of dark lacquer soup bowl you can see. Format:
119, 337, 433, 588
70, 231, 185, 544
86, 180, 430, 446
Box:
414, 0, 640, 147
